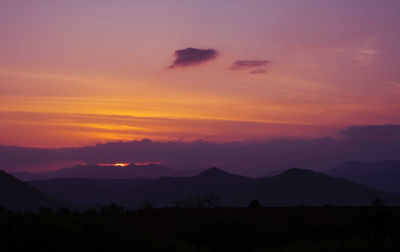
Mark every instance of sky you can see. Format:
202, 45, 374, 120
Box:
1, 0, 400, 148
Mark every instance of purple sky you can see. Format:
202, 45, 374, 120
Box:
0, 0, 399, 147
0, 1, 399, 175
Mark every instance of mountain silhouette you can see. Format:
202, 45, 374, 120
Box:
326, 160, 400, 194
29, 167, 398, 208
0, 170, 66, 210
196, 167, 230, 177
193, 167, 251, 184
253, 168, 397, 206
12, 163, 203, 180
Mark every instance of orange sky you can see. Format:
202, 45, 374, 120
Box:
1, 0, 399, 147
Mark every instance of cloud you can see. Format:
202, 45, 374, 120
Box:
230, 60, 269, 74
169, 48, 218, 68
2, 125, 400, 176
230, 60, 269, 70
340, 124, 400, 140
250, 69, 267, 74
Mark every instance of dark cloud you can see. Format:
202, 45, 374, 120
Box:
340, 124, 400, 139
169, 48, 218, 68
230, 60, 269, 73
2, 125, 400, 176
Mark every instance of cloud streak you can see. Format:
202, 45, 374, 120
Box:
340, 124, 400, 140
169, 48, 218, 68
250, 69, 267, 74
230, 60, 269, 74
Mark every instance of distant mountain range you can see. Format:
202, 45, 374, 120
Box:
12, 160, 400, 199
0, 170, 66, 210
29, 167, 399, 208
12, 163, 203, 180
326, 160, 400, 195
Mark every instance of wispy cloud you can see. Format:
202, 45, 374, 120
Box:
250, 69, 267, 74
230, 60, 269, 74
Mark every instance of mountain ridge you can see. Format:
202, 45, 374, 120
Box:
0, 170, 67, 210
326, 160, 400, 194
29, 167, 399, 208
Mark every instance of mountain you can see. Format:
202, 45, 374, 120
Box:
193, 167, 251, 184
326, 160, 400, 195
0, 170, 66, 210
29, 167, 398, 208
253, 168, 397, 206
12, 163, 203, 180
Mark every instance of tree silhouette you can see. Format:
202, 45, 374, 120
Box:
100, 203, 125, 214
249, 200, 261, 208
175, 194, 224, 208
371, 198, 385, 208
143, 201, 154, 210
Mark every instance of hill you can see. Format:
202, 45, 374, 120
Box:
29, 168, 398, 208
326, 161, 400, 194
0, 170, 66, 210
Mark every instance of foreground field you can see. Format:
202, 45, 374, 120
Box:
1, 206, 399, 252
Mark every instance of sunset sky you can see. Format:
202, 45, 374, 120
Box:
1, 0, 400, 148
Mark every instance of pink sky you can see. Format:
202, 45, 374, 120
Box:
1, 0, 399, 147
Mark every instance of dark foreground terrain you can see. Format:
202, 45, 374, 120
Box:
1, 206, 400, 252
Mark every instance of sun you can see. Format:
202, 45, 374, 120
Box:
113, 163, 130, 167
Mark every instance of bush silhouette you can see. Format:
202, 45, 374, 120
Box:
100, 203, 125, 214
175, 194, 223, 208
371, 198, 385, 208
143, 201, 154, 210
249, 200, 261, 208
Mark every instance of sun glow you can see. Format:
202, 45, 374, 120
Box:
99, 163, 130, 167
113, 163, 130, 167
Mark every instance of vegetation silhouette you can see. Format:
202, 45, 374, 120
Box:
142, 200, 154, 210
249, 199, 262, 208
371, 197, 385, 208
0, 205, 400, 251
100, 203, 125, 214
175, 194, 224, 208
